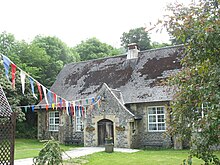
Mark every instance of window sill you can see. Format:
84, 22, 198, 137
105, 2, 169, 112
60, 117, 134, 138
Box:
148, 130, 166, 132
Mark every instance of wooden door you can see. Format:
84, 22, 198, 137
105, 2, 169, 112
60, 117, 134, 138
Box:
98, 119, 113, 146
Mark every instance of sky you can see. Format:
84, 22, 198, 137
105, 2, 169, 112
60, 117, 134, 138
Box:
0, 0, 189, 48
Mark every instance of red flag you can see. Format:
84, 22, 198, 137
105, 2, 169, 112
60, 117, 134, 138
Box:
46, 104, 49, 111
82, 106, 85, 116
70, 103, 74, 116
11, 63, 16, 89
53, 93, 56, 103
37, 82, 43, 101
62, 99, 66, 111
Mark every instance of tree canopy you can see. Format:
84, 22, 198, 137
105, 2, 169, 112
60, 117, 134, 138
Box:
32, 35, 80, 87
75, 37, 121, 61
120, 27, 152, 51
0, 33, 81, 120
162, 0, 220, 164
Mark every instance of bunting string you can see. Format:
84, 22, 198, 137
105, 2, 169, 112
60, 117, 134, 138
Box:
0, 53, 102, 118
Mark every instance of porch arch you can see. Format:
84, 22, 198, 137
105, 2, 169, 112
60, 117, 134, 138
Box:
97, 119, 114, 146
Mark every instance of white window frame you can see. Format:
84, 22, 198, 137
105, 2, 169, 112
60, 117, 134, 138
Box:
76, 116, 83, 132
49, 111, 59, 132
148, 106, 166, 132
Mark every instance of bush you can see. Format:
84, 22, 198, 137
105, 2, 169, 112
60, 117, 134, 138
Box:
16, 122, 37, 139
33, 138, 63, 165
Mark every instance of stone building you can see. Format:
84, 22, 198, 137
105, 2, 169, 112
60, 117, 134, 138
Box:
37, 45, 182, 149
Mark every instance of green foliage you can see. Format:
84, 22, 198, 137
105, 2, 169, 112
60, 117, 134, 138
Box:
33, 138, 64, 165
151, 42, 171, 49
0, 32, 80, 123
32, 35, 80, 87
120, 27, 152, 51
16, 111, 38, 139
16, 122, 37, 139
0, 73, 35, 122
0, 31, 17, 56
75, 37, 121, 61
161, 0, 220, 164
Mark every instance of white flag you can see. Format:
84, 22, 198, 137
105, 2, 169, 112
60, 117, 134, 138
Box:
42, 86, 48, 105
72, 101, 75, 117
66, 101, 69, 116
20, 71, 26, 94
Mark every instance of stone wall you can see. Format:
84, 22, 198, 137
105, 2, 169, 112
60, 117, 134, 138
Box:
38, 110, 84, 144
84, 84, 134, 148
127, 101, 172, 148
37, 110, 59, 140
37, 88, 172, 149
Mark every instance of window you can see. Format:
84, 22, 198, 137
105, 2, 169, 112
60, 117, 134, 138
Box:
148, 106, 166, 132
49, 111, 59, 131
76, 117, 83, 131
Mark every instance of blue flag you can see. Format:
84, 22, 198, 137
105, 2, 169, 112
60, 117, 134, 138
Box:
91, 97, 95, 104
2, 55, 10, 80
47, 90, 52, 107
31, 105, 35, 112
59, 97, 62, 109
75, 105, 79, 116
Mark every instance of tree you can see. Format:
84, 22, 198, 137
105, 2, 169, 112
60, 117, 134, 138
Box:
32, 36, 80, 87
0, 32, 38, 121
0, 31, 17, 56
120, 27, 152, 51
75, 37, 121, 61
151, 42, 171, 49
162, 0, 220, 164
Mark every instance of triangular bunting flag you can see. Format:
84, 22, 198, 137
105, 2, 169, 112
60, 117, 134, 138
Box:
31, 105, 35, 112
11, 63, 16, 89
36, 82, 43, 101
29, 77, 37, 99
47, 90, 52, 107
20, 70, 26, 94
42, 86, 48, 105
2, 55, 10, 80
66, 101, 69, 116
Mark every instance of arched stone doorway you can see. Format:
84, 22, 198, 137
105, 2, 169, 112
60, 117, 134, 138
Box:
98, 119, 114, 146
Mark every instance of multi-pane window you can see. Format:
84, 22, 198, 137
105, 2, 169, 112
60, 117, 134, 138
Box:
148, 106, 166, 132
76, 117, 83, 131
49, 111, 59, 131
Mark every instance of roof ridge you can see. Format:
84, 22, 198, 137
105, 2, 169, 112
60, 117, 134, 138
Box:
140, 44, 183, 53
64, 45, 183, 67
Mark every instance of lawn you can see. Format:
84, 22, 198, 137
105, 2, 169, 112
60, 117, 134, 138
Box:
65, 150, 220, 165
15, 139, 220, 164
15, 139, 76, 160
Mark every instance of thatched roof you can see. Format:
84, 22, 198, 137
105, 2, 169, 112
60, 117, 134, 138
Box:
49, 45, 182, 104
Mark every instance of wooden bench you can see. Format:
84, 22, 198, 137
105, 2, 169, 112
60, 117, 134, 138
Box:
144, 141, 163, 148
64, 137, 82, 145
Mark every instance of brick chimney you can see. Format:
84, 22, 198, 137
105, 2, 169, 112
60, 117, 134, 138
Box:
127, 43, 139, 59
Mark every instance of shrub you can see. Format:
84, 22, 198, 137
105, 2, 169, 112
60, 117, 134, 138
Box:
33, 138, 63, 165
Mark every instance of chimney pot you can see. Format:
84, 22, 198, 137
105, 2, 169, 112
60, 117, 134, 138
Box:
127, 43, 139, 59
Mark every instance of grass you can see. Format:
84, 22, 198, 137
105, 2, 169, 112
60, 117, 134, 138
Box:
15, 138, 77, 160
65, 150, 220, 165
15, 139, 220, 164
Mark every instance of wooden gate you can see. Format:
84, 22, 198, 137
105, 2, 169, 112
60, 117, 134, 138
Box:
0, 86, 16, 165
98, 119, 113, 146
